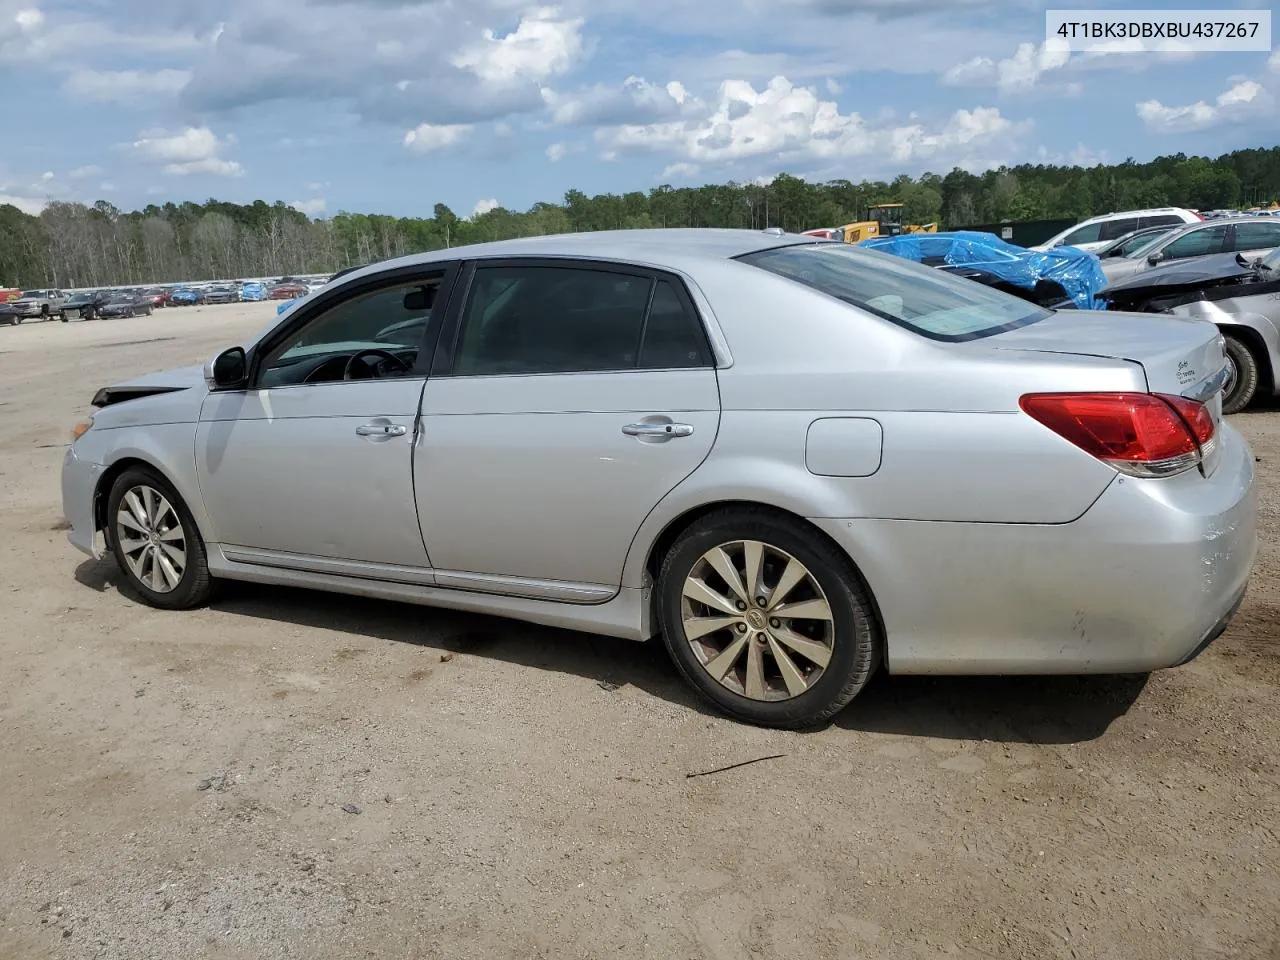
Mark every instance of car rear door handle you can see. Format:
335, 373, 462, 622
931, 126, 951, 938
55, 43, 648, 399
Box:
622, 421, 694, 439
356, 421, 407, 440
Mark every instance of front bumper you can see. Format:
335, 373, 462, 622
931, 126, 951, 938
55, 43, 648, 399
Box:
812, 422, 1258, 675
62, 446, 106, 558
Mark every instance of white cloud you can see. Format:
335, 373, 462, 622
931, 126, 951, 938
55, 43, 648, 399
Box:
1268, 50, 1279, 73
659, 162, 700, 181
546, 142, 568, 161
63, 69, 190, 103
68, 165, 102, 180
130, 127, 244, 176
942, 39, 1070, 92
595, 75, 1023, 172
289, 198, 327, 216
825, 77, 843, 95
402, 123, 472, 154
543, 76, 698, 127
0, 193, 46, 214
472, 197, 499, 217
1137, 79, 1271, 133
452, 7, 584, 85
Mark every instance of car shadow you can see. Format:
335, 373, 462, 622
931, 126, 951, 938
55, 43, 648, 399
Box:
75, 559, 1147, 744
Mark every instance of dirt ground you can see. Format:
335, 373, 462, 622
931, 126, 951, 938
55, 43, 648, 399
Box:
0, 302, 1277, 960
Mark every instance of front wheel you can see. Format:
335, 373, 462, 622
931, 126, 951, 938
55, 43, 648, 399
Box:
657, 508, 881, 729
107, 467, 214, 610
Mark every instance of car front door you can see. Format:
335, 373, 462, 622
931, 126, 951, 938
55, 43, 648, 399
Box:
1152, 223, 1230, 264
414, 259, 720, 601
195, 264, 458, 574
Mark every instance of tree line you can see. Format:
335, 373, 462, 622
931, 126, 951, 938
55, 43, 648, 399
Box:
2, 146, 1278, 289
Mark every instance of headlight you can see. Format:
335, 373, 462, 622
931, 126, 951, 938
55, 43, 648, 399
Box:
71, 418, 94, 442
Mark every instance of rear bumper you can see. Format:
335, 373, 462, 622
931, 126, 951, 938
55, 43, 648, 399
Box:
812, 422, 1257, 675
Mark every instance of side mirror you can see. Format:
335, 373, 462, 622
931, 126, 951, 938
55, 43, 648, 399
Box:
205, 346, 247, 389
1147, 252, 1164, 266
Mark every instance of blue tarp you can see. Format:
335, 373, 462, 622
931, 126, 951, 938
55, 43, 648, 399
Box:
859, 230, 1109, 310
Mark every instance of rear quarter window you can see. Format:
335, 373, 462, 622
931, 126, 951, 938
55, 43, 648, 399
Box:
737, 243, 1050, 342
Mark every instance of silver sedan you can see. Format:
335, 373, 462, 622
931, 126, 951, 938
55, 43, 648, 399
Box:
62, 229, 1258, 728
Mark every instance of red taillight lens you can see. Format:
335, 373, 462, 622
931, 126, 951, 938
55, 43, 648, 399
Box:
1020, 392, 1214, 477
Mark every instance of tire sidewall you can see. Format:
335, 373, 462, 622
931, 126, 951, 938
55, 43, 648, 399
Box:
658, 513, 876, 727
1221, 335, 1259, 415
106, 467, 210, 609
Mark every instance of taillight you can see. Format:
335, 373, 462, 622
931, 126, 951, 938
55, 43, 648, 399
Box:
1020, 392, 1215, 478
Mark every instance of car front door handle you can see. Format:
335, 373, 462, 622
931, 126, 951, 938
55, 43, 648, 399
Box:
356, 422, 407, 440
622, 421, 694, 439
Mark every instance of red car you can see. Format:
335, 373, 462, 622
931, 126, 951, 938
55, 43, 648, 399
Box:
141, 287, 171, 308
268, 283, 309, 300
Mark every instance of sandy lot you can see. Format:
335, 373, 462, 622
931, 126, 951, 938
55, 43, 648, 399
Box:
0, 302, 1277, 960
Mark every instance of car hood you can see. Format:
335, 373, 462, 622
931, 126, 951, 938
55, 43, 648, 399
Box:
91, 364, 206, 408
1103, 252, 1258, 294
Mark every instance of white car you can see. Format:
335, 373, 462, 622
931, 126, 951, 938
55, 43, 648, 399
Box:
1034, 208, 1202, 254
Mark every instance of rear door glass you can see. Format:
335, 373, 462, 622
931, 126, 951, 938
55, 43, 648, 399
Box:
738, 243, 1048, 342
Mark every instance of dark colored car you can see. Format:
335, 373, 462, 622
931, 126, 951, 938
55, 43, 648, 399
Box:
59, 290, 111, 322
96, 291, 155, 319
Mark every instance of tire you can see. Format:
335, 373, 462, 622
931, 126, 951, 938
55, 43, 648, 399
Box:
106, 466, 214, 610
656, 507, 881, 729
1221, 333, 1260, 415
60, 313, 68, 323
13, 315, 21, 325
143, 306, 153, 317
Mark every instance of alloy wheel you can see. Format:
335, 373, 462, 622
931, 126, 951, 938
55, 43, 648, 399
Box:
115, 484, 187, 593
680, 540, 835, 702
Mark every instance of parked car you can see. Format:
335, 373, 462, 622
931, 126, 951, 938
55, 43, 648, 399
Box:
139, 287, 170, 309
96, 290, 155, 319
59, 290, 110, 321
1094, 225, 1179, 260
1033, 208, 1202, 254
202, 284, 242, 304
240, 281, 267, 301
168, 287, 202, 306
3, 288, 69, 323
1099, 216, 1280, 284
1100, 245, 1280, 413
268, 282, 309, 300
62, 229, 1255, 729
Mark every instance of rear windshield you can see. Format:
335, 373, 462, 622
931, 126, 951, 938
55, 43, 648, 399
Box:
738, 243, 1050, 342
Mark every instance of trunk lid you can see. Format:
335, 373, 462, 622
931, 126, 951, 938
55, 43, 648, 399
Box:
987, 309, 1226, 402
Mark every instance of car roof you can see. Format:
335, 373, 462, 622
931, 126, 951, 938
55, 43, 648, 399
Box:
1076, 207, 1196, 224
332, 228, 814, 286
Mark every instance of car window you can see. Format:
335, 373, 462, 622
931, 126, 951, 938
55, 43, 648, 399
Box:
1059, 222, 1102, 246
1115, 229, 1172, 256
1231, 221, 1280, 251
1139, 215, 1186, 228
260, 276, 442, 385
738, 243, 1049, 342
638, 280, 712, 369
453, 265, 656, 376
1160, 225, 1229, 261
1098, 217, 1141, 242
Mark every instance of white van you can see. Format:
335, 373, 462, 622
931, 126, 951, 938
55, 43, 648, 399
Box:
1033, 208, 1202, 253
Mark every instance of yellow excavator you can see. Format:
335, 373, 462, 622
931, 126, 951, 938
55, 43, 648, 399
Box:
826, 203, 939, 244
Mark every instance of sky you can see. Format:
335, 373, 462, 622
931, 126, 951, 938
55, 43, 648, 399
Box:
0, 0, 1277, 219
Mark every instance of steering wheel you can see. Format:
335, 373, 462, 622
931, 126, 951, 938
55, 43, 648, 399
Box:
342, 348, 411, 381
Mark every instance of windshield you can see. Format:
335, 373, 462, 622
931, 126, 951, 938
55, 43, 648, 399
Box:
737, 242, 1049, 341
1125, 233, 1171, 259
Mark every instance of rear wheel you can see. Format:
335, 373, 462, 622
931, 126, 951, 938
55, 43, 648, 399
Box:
657, 508, 880, 729
1221, 333, 1260, 415
107, 467, 214, 610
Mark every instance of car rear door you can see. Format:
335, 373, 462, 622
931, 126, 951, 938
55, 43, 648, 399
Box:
1228, 220, 1280, 258
414, 258, 721, 600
